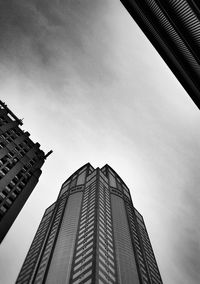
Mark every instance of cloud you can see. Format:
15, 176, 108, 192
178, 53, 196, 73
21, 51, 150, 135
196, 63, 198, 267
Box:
174, 184, 200, 284
0, 0, 117, 91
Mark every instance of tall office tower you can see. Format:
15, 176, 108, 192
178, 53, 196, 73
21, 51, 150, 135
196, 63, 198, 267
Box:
16, 163, 162, 284
0, 100, 50, 243
120, 0, 200, 109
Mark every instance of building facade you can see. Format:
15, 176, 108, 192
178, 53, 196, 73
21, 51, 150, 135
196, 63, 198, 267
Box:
0, 100, 49, 243
16, 163, 162, 284
120, 0, 200, 109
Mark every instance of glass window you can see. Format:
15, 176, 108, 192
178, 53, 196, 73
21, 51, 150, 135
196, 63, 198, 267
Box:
0, 205, 7, 213
83, 278, 92, 284
135, 209, 143, 221
70, 178, 76, 188
77, 171, 86, 185
86, 170, 97, 181
109, 173, 116, 188
61, 180, 70, 189
59, 184, 70, 196
86, 177, 96, 187
117, 180, 123, 191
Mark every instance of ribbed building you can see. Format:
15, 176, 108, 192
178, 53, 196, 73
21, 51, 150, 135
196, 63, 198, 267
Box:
16, 163, 162, 284
0, 100, 50, 243
120, 0, 200, 109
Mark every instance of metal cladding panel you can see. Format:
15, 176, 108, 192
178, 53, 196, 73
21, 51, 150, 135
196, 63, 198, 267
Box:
111, 194, 140, 284
120, 0, 200, 109
45, 192, 83, 284
16, 204, 56, 284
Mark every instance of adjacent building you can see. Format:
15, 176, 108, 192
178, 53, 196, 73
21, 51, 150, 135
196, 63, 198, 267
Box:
16, 163, 162, 284
0, 100, 50, 243
120, 0, 200, 109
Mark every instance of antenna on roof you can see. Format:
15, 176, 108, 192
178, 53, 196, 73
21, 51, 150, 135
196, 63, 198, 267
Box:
44, 150, 53, 159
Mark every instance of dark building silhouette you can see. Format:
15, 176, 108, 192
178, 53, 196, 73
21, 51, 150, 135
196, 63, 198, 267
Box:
16, 163, 162, 284
120, 0, 200, 109
0, 100, 50, 243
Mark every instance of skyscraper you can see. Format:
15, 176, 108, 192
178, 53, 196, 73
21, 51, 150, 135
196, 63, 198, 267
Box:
0, 100, 51, 243
120, 0, 200, 109
16, 163, 162, 284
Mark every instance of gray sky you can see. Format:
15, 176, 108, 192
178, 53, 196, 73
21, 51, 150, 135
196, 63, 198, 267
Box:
0, 0, 200, 283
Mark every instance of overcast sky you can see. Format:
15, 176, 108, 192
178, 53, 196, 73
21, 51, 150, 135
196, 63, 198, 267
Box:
0, 0, 199, 283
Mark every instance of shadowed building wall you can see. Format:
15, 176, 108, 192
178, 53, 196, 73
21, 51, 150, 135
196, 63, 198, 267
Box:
0, 100, 48, 243
16, 163, 162, 284
120, 0, 200, 109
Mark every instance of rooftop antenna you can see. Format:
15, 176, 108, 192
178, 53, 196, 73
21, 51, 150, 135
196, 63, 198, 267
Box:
44, 150, 53, 159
